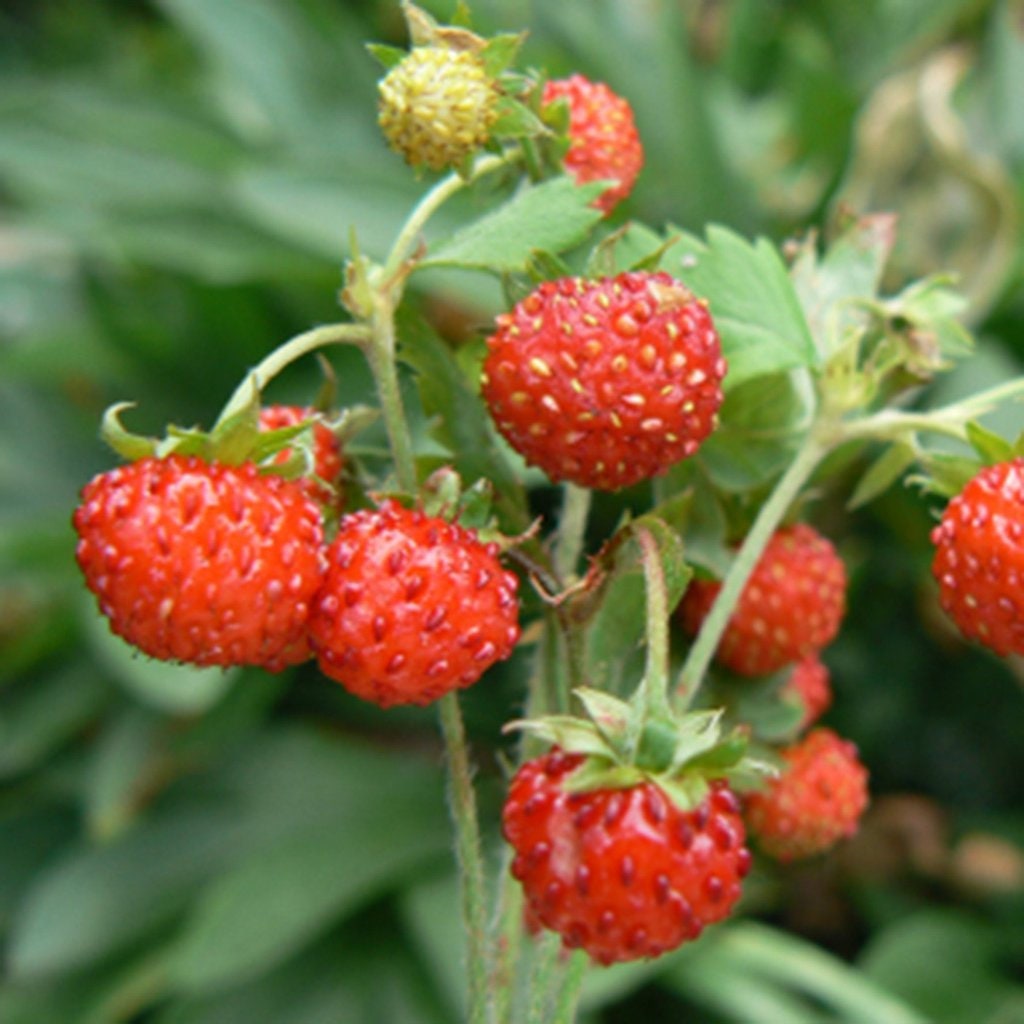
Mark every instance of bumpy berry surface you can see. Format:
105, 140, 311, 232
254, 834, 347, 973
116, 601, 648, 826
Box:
259, 404, 344, 507
543, 74, 644, 214
378, 46, 497, 171
745, 728, 869, 862
931, 458, 1024, 657
679, 524, 847, 677
308, 500, 520, 707
782, 654, 833, 730
481, 272, 725, 491
73, 455, 326, 670
502, 750, 751, 965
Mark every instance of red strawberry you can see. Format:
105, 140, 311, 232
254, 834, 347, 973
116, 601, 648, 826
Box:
502, 749, 751, 965
308, 500, 520, 707
481, 272, 725, 491
781, 654, 833, 730
679, 524, 847, 677
744, 728, 869, 862
543, 74, 644, 214
259, 404, 344, 507
73, 454, 326, 670
930, 457, 1024, 657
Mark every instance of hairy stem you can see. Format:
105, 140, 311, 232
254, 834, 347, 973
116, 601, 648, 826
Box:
218, 323, 371, 423
382, 153, 508, 284
438, 693, 493, 1024
553, 483, 592, 583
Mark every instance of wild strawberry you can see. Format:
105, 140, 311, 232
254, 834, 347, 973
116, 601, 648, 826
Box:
308, 500, 520, 707
378, 45, 498, 171
781, 654, 833, 730
259, 404, 344, 508
543, 74, 644, 215
930, 457, 1024, 657
679, 524, 847, 677
481, 272, 725, 491
503, 749, 751, 964
73, 455, 326, 670
745, 728, 869, 862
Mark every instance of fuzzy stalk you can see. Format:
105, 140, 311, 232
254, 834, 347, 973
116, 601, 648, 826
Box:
438, 692, 493, 1024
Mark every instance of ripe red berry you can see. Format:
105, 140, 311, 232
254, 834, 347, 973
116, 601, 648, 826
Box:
259, 404, 344, 507
481, 272, 725, 491
73, 455, 326, 670
543, 74, 644, 215
744, 728, 869, 862
679, 524, 847, 677
781, 654, 833, 731
308, 500, 520, 707
930, 458, 1024, 657
502, 749, 751, 965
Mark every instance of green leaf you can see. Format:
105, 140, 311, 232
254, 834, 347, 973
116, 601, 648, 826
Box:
789, 212, 897, 355
169, 784, 448, 991
421, 176, 605, 273
397, 313, 529, 532
7, 805, 239, 979
664, 225, 818, 389
859, 910, 1017, 1024
697, 372, 810, 492
575, 513, 691, 695
489, 96, 548, 139
0, 666, 111, 778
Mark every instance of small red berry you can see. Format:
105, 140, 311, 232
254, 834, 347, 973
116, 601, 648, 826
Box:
73, 455, 326, 670
481, 272, 725, 491
679, 524, 847, 677
745, 728, 869, 862
259, 404, 344, 508
931, 458, 1024, 657
502, 750, 751, 965
781, 654, 833, 730
543, 74, 644, 215
308, 500, 520, 707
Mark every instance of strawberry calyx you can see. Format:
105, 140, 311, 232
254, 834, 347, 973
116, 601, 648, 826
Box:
98, 376, 374, 489
508, 686, 773, 814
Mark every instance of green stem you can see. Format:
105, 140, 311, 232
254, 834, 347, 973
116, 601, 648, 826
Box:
525, 933, 564, 1024
381, 153, 508, 284
438, 693, 492, 1024
636, 526, 672, 720
842, 375, 1024, 444
365, 299, 418, 492
218, 322, 371, 423
553, 483, 592, 583
550, 952, 588, 1024
675, 432, 829, 705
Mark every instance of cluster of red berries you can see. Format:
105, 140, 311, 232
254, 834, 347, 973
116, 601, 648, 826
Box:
73, 408, 520, 708
677, 523, 870, 861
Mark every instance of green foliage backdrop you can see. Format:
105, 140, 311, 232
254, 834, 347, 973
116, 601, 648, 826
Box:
1, 1, 1023, 1022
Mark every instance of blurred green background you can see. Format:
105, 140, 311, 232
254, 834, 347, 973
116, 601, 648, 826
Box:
2, 1, 1023, 1022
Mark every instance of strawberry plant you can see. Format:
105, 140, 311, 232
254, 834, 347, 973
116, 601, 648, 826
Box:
3, 2, 1024, 1023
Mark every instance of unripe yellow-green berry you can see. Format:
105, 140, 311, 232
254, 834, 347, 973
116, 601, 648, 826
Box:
378, 46, 498, 171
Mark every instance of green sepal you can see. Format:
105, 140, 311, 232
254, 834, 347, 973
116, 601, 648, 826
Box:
908, 450, 984, 500
573, 687, 632, 751
207, 375, 263, 465
562, 758, 644, 795
99, 403, 159, 462
366, 43, 407, 71
847, 441, 918, 510
966, 420, 1015, 465
504, 715, 621, 762
523, 249, 574, 284
490, 96, 549, 140
480, 32, 527, 77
